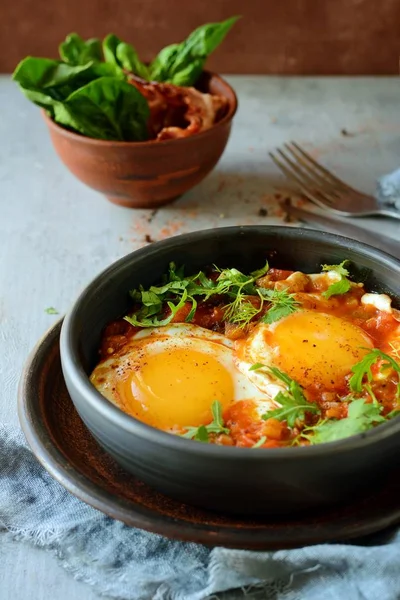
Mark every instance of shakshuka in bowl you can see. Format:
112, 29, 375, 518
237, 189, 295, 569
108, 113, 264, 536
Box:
60, 226, 400, 515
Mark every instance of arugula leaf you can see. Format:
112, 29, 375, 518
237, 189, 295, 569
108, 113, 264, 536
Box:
126, 287, 189, 327
53, 77, 149, 141
59, 33, 102, 66
266, 366, 294, 387
182, 400, 229, 442
103, 34, 149, 79
387, 409, 400, 420
249, 363, 265, 372
168, 262, 186, 282
187, 424, 209, 442
125, 260, 270, 328
252, 436, 267, 448
262, 367, 320, 427
306, 399, 385, 444
185, 296, 197, 322
349, 349, 400, 394
323, 278, 351, 299
250, 261, 270, 279
207, 400, 227, 432
322, 261, 350, 278
264, 392, 319, 428
149, 16, 239, 86
322, 260, 351, 299
308, 417, 369, 444
260, 288, 300, 324
347, 398, 385, 420
126, 266, 187, 326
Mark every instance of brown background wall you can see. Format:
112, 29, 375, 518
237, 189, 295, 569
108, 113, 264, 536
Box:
3, 0, 400, 74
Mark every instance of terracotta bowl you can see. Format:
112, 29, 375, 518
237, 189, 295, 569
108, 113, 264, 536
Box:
60, 226, 400, 516
42, 71, 237, 209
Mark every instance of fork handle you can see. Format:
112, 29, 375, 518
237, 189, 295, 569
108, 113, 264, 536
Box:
376, 208, 400, 220
284, 205, 400, 259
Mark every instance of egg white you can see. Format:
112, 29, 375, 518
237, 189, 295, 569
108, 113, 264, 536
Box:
91, 323, 275, 421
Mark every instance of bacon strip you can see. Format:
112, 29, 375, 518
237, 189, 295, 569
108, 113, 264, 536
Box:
128, 76, 228, 141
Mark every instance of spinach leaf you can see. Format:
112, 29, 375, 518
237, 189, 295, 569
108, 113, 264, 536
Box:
149, 16, 239, 86
103, 34, 149, 79
59, 33, 102, 66
116, 43, 149, 80
53, 77, 149, 141
12, 57, 115, 113
103, 34, 121, 66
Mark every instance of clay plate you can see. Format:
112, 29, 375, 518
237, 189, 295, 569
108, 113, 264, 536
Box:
18, 321, 400, 550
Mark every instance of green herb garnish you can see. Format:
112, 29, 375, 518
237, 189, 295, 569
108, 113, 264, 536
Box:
249, 363, 265, 372
260, 366, 320, 427
125, 261, 271, 328
252, 436, 267, 448
45, 307, 59, 315
126, 262, 199, 327
303, 398, 385, 444
260, 288, 300, 324
216, 262, 269, 327
321, 260, 351, 299
182, 400, 230, 442
349, 349, 400, 396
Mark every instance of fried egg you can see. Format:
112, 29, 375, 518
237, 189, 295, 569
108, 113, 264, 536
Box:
236, 309, 374, 394
91, 323, 272, 431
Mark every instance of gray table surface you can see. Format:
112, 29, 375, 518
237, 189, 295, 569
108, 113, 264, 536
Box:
1, 74, 399, 600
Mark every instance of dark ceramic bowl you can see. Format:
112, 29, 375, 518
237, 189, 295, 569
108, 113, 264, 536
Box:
43, 71, 237, 209
60, 226, 400, 515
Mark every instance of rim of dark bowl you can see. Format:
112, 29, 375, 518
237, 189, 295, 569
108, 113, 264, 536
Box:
42, 70, 238, 148
60, 225, 400, 460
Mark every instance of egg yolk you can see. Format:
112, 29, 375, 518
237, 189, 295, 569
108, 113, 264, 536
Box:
268, 310, 374, 391
119, 348, 234, 430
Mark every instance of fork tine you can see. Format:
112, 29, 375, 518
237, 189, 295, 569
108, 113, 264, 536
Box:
269, 151, 335, 209
275, 149, 336, 206
283, 143, 342, 198
289, 142, 356, 193
276, 149, 335, 205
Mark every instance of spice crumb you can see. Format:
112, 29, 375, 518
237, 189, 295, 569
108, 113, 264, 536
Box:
258, 207, 268, 217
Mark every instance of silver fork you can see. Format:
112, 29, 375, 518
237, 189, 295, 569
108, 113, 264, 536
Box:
270, 141, 400, 220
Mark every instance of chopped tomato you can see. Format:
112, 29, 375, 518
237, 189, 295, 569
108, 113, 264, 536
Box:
261, 418, 288, 440
169, 302, 193, 323
361, 311, 398, 344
